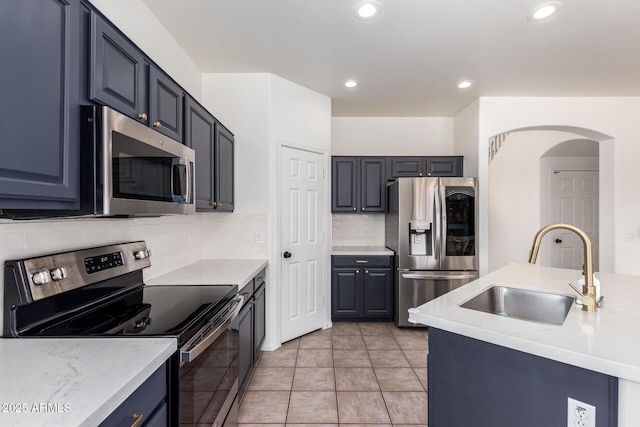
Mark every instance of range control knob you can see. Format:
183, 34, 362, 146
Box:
50, 267, 68, 281
134, 249, 151, 260
32, 270, 52, 286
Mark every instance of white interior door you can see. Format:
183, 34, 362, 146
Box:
281, 146, 325, 342
550, 170, 599, 271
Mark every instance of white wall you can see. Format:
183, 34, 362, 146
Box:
331, 117, 455, 246
477, 97, 640, 275
332, 117, 453, 155
201, 73, 332, 350
202, 73, 271, 214
454, 100, 480, 178
90, 0, 203, 98
487, 130, 598, 272
270, 75, 332, 347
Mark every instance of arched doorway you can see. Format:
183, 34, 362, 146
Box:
487, 126, 612, 273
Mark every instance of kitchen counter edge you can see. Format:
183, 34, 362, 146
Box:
408, 263, 640, 383
0, 337, 176, 427
146, 259, 268, 291
331, 246, 394, 256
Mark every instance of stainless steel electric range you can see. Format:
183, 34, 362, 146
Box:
3, 241, 241, 427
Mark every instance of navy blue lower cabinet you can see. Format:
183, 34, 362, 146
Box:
99, 363, 168, 427
331, 255, 392, 321
237, 298, 254, 395
428, 328, 618, 427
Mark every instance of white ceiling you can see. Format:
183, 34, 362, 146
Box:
142, 0, 640, 117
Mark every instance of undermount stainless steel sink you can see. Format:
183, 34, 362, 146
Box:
459, 286, 575, 326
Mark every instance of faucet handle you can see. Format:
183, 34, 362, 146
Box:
568, 282, 596, 312
568, 282, 584, 296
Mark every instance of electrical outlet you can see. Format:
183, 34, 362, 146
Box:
623, 232, 637, 241
255, 232, 264, 244
188, 233, 194, 249
567, 397, 595, 427
352, 228, 358, 235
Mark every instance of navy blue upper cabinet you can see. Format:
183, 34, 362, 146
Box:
185, 97, 234, 212
331, 157, 386, 213
331, 158, 358, 212
388, 156, 463, 179
90, 12, 184, 142
185, 97, 216, 211
360, 158, 386, 212
425, 156, 463, 177
214, 123, 235, 212
149, 64, 184, 141
0, 0, 87, 212
90, 12, 148, 122
389, 157, 425, 178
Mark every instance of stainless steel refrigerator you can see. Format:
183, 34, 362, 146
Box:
385, 177, 478, 327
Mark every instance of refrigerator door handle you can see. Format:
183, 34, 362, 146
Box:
434, 179, 442, 262
438, 181, 447, 264
401, 273, 478, 280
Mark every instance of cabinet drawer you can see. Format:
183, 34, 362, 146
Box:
332, 255, 392, 268
99, 364, 167, 427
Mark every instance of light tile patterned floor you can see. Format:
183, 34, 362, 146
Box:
238, 322, 429, 427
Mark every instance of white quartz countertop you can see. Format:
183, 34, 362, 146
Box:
409, 263, 640, 382
146, 259, 268, 291
0, 337, 176, 427
331, 246, 394, 256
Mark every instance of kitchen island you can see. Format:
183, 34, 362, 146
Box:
409, 263, 640, 427
0, 337, 176, 426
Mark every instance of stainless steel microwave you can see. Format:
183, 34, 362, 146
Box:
80, 105, 195, 216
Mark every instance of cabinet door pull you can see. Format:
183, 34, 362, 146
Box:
131, 413, 143, 427
153, 121, 162, 128
355, 260, 368, 264
353, 207, 357, 211
355, 269, 360, 274
365, 270, 369, 274
138, 113, 148, 121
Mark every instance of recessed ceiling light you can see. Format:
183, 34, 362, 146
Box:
456, 80, 474, 89
354, 1, 380, 20
528, 1, 562, 21
344, 80, 358, 88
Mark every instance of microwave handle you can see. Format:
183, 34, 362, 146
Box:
171, 158, 188, 203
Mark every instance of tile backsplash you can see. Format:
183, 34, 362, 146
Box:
0, 212, 268, 333
331, 214, 385, 246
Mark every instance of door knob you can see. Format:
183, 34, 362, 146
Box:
555, 239, 562, 243
283, 251, 292, 259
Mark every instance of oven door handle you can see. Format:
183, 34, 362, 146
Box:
180, 296, 242, 363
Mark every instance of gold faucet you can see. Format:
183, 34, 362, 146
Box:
528, 223, 597, 312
